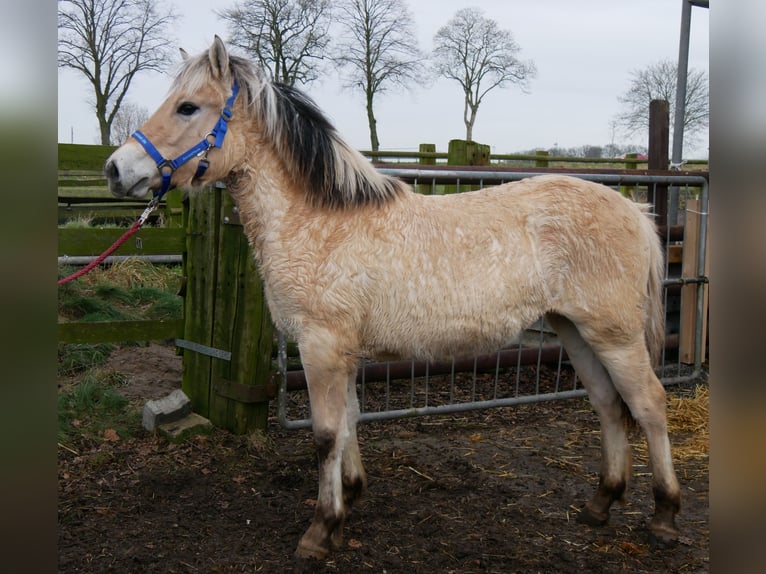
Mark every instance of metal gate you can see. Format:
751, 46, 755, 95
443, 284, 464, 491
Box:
277, 170, 709, 429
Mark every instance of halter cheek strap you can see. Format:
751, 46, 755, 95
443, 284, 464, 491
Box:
131, 79, 240, 200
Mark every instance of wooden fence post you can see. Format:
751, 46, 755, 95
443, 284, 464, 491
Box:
446, 139, 490, 193
418, 143, 436, 165
182, 185, 274, 433
648, 99, 669, 227
417, 143, 436, 195
620, 153, 638, 198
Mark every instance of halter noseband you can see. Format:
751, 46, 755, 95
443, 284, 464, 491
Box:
131, 80, 240, 200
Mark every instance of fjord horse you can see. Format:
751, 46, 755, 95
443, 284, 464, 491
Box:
105, 37, 681, 560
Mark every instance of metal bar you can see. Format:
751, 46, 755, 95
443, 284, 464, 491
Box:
175, 338, 232, 361
279, 372, 698, 430
58, 254, 182, 265
379, 168, 708, 188
694, 181, 710, 368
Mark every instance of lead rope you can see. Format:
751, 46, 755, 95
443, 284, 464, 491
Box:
57, 198, 159, 286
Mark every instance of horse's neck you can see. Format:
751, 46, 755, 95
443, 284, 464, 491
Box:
224, 162, 302, 259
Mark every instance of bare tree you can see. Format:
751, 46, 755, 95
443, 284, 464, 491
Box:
218, 0, 333, 86
432, 7, 536, 142
58, 0, 175, 145
110, 102, 150, 145
615, 59, 709, 149
334, 0, 424, 152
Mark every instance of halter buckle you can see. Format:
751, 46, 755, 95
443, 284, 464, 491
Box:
159, 161, 175, 176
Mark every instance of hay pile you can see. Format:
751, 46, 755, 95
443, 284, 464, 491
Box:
634, 384, 709, 468
667, 384, 709, 457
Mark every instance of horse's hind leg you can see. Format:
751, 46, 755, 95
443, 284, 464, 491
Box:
597, 341, 681, 548
295, 330, 360, 561
546, 314, 633, 526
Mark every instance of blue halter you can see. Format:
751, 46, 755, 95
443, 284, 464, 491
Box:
131, 80, 240, 200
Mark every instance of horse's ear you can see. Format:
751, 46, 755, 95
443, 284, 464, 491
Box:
179, 48, 190, 61
209, 35, 230, 79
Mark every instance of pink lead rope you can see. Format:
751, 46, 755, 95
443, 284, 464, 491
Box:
57, 198, 159, 286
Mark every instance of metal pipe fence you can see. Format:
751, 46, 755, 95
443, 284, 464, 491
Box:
277, 170, 709, 429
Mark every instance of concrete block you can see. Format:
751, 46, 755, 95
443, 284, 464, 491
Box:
142, 389, 192, 431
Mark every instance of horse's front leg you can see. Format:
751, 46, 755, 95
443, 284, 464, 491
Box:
333, 372, 367, 548
295, 333, 360, 561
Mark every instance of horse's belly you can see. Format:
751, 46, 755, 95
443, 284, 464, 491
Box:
361, 308, 531, 362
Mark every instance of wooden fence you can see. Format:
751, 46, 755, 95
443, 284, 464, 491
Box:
58, 144, 274, 433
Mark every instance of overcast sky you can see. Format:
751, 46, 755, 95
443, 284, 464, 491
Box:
57, 0, 709, 157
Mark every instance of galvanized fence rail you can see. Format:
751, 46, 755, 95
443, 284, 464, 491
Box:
274, 170, 709, 429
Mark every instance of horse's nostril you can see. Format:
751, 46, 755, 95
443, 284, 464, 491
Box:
105, 160, 119, 180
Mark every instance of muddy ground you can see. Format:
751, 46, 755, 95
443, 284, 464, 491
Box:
58, 344, 709, 573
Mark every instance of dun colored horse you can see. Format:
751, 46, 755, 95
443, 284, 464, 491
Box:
105, 37, 681, 560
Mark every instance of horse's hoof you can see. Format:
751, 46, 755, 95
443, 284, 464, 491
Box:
294, 540, 329, 561
576, 504, 610, 527
648, 526, 679, 550
292, 552, 325, 574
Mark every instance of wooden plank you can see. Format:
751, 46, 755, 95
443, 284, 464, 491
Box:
59, 206, 147, 221
181, 187, 221, 419
58, 227, 186, 256
210, 194, 245, 431
228, 214, 273, 432
58, 319, 183, 344
667, 244, 683, 264
58, 178, 108, 188
679, 199, 709, 364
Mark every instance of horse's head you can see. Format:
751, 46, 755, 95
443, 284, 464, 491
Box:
105, 36, 247, 199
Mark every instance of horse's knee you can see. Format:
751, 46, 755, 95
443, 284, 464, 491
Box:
313, 428, 336, 463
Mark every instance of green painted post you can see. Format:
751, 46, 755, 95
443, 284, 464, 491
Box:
535, 150, 549, 167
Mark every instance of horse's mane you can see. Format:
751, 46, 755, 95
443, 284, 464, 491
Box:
174, 52, 405, 210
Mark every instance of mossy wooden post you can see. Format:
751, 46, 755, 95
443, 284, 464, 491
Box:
419, 143, 436, 165
620, 153, 638, 198
445, 139, 490, 194
163, 189, 185, 228
534, 150, 549, 167
182, 185, 274, 433
417, 143, 436, 194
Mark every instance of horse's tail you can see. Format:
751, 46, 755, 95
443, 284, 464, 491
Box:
640, 205, 666, 367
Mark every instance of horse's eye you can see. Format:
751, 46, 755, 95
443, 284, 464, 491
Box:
176, 102, 199, 116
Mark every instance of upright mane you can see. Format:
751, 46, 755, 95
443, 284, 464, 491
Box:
175, 48, 405, 210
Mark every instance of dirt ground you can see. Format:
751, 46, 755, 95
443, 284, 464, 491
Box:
58, 344, 709, 573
